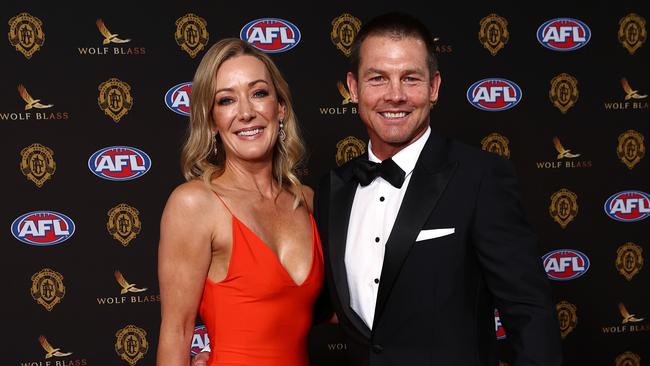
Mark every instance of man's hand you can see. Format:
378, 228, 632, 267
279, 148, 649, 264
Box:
191, 351, 210, 366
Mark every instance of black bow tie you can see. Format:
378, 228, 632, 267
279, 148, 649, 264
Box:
351, 158, 406, 188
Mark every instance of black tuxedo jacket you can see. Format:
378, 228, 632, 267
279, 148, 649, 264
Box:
314, 133, 562, 366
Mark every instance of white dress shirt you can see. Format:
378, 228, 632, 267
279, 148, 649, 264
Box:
344, 127, 431, 329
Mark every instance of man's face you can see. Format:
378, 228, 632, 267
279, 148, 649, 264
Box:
347, 35, 441, 157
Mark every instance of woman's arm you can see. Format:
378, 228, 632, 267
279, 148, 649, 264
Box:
157, 184, 214, 366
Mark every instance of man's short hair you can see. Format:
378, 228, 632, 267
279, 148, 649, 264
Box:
350, 12, 439, 79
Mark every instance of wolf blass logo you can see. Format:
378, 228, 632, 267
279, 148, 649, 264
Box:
602, 302, 650, 334
319, 81, 357, 115
77, 19, 145, 55
604, 77, 648, 110
536, 137, 592, 169
1, 85, 69, 121
19, 335, 87, 366
96, 270, 159, 305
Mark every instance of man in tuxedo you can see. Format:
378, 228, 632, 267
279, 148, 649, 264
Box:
193, 12, 562, 366
313, 12, 562, 366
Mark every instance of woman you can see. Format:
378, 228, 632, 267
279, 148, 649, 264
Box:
157, 38, 323, 366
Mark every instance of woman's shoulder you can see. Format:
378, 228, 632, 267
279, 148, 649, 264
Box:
300, 184, 314, 212
165, 179, 221, 218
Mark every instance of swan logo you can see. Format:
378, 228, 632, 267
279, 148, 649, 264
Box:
88, 146, 151, 181
240, 18, 301, 53
12, 211, 75, 246
165, 82, 192, 116
467, 78, 522, 111
605, 191, 650, 222
543, 249, 590, 281
537, 18, 591, 51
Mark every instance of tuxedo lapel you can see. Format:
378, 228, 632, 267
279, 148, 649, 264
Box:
373, 134, 457, 327
328, 166, 372, 337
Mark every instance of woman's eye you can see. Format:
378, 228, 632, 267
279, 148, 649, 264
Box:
253, 90, 269, 98
217, 97, 233, 106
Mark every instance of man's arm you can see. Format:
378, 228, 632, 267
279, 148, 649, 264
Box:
472, 156, 563, 366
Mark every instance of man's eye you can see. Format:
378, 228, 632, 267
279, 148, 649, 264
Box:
369, 76, 385, 82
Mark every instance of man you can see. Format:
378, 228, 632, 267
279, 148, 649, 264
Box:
194, 12, 562, 366
313, 12, 562, 366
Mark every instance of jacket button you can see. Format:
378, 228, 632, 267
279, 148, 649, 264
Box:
372, 344, 384, 353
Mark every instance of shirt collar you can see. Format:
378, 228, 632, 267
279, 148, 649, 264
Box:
368, 126, 431, 176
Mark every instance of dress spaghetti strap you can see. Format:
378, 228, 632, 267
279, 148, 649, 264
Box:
211, 190, 234, 216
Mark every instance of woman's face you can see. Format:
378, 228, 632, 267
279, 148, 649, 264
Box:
211, 55, 285, 164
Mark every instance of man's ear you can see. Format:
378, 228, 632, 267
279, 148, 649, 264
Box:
429, 71, 442, 105
346, 71, 359, 104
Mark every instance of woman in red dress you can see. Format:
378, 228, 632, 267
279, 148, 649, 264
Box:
157, 38, 323, 366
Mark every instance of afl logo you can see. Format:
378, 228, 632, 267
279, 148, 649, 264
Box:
467, 78, 522, 111
240, 18, 301, 53
537, 18, 591, 51
11, 211, 75, 246
190, 325, 210, 356
604, 190, 650, 222
542, 249, 590, 281
165, 82, 192, 116
89, 146, 151, 181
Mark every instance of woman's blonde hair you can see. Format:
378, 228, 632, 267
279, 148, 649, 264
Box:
181, 38, 306, 207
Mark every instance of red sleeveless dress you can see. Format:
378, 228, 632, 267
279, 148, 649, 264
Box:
199, 193, 323, 366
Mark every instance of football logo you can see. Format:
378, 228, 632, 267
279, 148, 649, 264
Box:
478, 14, 509, 56
542, 249, 590, 281
537, 18, 591, 51
115, 325, 148, 366
481, 133, 510, 159
190, 325, 210, 356
240, 18, 301, 53
31, 268, 65, 311
618, 13, 646, 55
20, 143, 56, 187
494, 309, 506, 340
165, 82, 191, 116
549, 73, 578, 114
97, 78, 133, 122
331, 13, 361, 56
175, 13, 209, 58
604, 190, 650, 222
556, 301, 577, 339
88, 146, 151, 181
617, 130, 645, 169
616, 242, 644, 281
549, 188, 578, 228
467, 78, 522, 111
12, 211, 75, 246
336, 136, 366, 166
107, 203, 142, 246
8, 12, 45, 58
616, 352, 641, 366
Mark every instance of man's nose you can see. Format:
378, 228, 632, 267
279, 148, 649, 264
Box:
384, 80, 407, 102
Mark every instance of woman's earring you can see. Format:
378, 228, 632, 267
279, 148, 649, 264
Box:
213, 134, 218, 155
279, 119, 286, 142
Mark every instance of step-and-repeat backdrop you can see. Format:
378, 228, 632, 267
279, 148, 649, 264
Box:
5, 2, 648, 365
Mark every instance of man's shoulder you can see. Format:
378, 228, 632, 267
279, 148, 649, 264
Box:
444, 136, 511, 170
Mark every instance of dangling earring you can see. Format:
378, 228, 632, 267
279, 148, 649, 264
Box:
278, 119, 286, 142
212, 133, 218, 156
